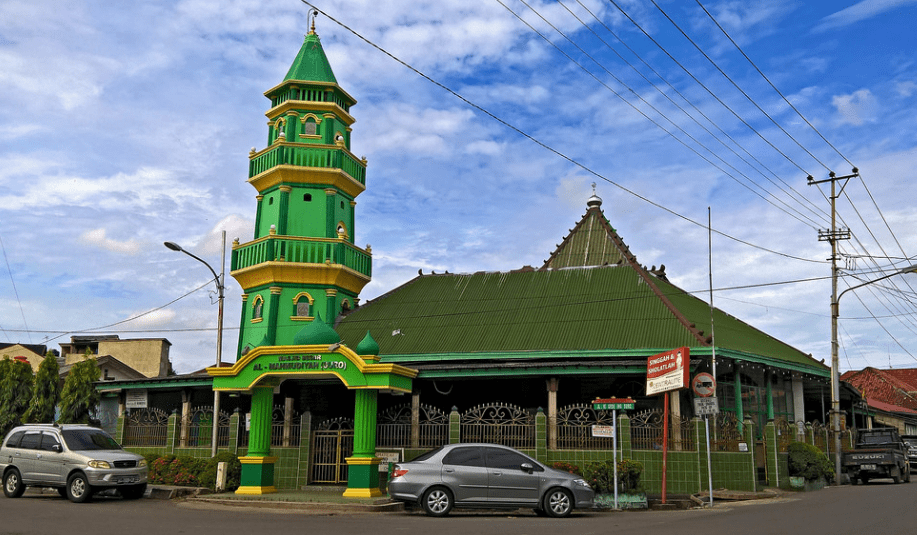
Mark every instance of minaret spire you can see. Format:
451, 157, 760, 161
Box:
309, 9, 318, 35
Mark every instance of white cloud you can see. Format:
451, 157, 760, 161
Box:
78, 228, 142, 255
895, 81, 917, 98
832, 89, 878, 125
815, 0, 917, 32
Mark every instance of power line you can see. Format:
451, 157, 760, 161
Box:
302, 0, 825, 265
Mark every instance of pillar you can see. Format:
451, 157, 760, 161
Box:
792, 375, 806, 439
546, 378, 559, 450
411, 390, 420, 449
344, 389, 382, 498
237, 385, 277, 495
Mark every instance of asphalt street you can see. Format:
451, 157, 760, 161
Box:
1, 481, 915, 535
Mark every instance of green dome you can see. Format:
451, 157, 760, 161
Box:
356, 331, 379, 356
293, 312, 341, 346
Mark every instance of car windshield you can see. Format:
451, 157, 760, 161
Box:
62, 429, 122, 451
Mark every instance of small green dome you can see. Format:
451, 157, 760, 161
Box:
293, 312, 341, 346
356, 331, 379, 356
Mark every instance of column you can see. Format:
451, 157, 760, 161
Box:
411, 390, 420, 449
237, 385, 277, 495
277, 186, 291, 236
265, 287, 282, 346
546, 378, 558, 450
254, 195, 264, 238
344, 389, 382, 498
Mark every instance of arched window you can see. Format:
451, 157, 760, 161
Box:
252, 296, 264, 322
292, 292, 314, 319
303, 119, 317, 135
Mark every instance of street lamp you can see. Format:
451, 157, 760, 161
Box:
165, 231, 226, 457
831, 263, 917, 482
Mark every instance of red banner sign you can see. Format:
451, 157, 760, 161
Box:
646, 347, 690, 395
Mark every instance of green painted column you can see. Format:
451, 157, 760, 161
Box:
344, 389, 381, 498
265, 287, 281, 346
237, 385, 277, 495
735, 370, 744, 433
254, 195, 264, 238
277, 186, 291, 235
766, 370, 775, 420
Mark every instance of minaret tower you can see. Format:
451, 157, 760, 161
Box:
231, 19, 370, 358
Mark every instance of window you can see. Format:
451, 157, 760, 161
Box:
19, 432, 41, 450
304, 119, 317, 135
4, 430, 24, 448
304, 193, 312, 202
486, 447, 540, 471
62, 429, 121, 451
443, 446, 485, 467
252, 296, 264, 320
39, 433, 61, 452
292, 293, 313, 319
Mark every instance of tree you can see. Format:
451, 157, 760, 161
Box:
24, 351, 61, 423
57, 350, 101, 424
0, 356, 35, 436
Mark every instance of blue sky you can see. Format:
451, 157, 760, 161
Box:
1, 0, 916, 374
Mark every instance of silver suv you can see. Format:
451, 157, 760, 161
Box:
1, 424, 148, 503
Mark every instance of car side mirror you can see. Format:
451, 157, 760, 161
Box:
520, 463, 534, 473
51, 444, 62, 453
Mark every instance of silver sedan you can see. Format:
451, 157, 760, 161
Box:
388, 443, 593, 517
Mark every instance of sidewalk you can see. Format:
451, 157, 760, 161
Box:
155, 485, 790, 514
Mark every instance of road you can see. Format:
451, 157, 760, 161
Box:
1, 481, 914, 535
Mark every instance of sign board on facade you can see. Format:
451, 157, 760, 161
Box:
376, 450, 402, 471
592, 398, 636, 411
125, 389, 148, 409
591, 425, 615, 438
691, 372, 716, 397
646, 347, 690, 396
693, 396, 720, 416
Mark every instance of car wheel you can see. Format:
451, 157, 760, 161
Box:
120, 484, 147, 500
3, 469, 25, 498
892, 468, 902, 484
543, 488, 574, 518
861, 476, 869, 485
66, 473, 93, 503
421, 487, 453, 517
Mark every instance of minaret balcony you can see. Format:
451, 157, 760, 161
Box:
232, 236, 371, 278
249, 143, 366, 186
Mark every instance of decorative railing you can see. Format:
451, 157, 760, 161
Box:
249, 144, 365, 185
181, 407, 231, 448
460, 403, 535, 449
376, 403, 449, 448
774, 418, 798, 452
231, 236, 371, 278
238, 405, 300, 448
631, 409, 696, 451
711, 412, 743, 452
554, 404, 616, 450
123, 408, 169, 447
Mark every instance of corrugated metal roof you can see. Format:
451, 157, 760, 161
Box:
336, 264, 821, 371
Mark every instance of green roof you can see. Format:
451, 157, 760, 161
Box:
283, 32, 337, 83
335, 196, 825, 374
335, 266, 823, 372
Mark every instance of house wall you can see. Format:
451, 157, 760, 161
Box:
65, 339, 169, 378
1, 344, 45, 371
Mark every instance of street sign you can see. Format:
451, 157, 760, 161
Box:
592, 398, 635, 410
591, 425, 615, 438
646, 347, 690, 395
692, 372, 716, 397
694, 396, 720, 416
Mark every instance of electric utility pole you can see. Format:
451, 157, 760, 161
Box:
807, 168, 857, 484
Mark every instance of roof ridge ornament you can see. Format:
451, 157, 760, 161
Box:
587, 182, 602, 209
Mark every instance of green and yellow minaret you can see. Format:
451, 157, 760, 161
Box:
211, 23, 415, 499
231, 24, 371, 355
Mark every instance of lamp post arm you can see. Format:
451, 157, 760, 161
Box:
837, 263, 917, 304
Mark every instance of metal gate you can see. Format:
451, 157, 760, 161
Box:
310, 418, 354, 484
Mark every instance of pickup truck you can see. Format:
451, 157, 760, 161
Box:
842, 428, 911, 485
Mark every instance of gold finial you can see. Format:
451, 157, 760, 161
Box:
309, 10, 318, 35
